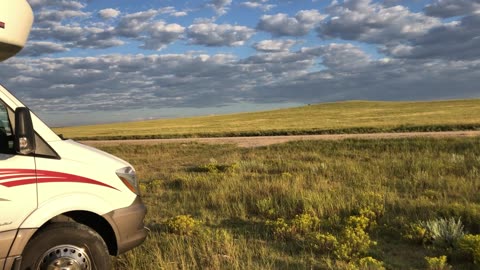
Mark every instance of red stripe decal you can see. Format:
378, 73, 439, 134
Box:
0, 169, 118, 190
0, 169, 36, 174
0, 174, 37, 181
1, 179, 37, 187
37, 177, 118, 190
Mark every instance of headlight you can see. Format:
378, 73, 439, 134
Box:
116, 167, 140, 195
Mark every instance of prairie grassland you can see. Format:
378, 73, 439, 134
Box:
100, 137, 480, 269
56, 99, 480, 140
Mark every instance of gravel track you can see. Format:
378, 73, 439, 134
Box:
82, 130, 480, 148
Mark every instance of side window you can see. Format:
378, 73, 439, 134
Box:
0, 103, 14, 154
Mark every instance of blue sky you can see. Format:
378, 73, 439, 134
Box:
1, 0, 480, 126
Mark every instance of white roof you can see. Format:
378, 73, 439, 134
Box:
0, 0, 33, 62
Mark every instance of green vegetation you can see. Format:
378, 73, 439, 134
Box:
457, 234, 480, 264
418, 217, 465, 248
55, 99, 480, 140
425, 256, 452, 270
99, 137, 480, 269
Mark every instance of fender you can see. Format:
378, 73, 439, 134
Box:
19, 193, 115, 229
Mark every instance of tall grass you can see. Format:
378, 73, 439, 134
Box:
56, 99, 480, 140
101, 137, 480, 269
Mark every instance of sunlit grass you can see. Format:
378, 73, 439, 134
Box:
56, 99, 480, 140
101, 137, 480, 269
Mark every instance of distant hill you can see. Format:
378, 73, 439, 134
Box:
54, 99, 480, 140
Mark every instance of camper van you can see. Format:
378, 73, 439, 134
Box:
0, 1, 147, 269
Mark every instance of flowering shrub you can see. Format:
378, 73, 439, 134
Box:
165, 215, 200, 236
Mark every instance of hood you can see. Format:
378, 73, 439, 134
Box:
49, 139, 133, 170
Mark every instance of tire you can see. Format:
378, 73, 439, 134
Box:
20, 222, 111, 270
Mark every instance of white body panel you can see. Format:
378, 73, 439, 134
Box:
20, 141, 137, 229
0, 0, 34, 61
0, 154, 35, 232
20, 193, 116, 228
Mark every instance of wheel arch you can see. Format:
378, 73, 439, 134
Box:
11, 210, 119, 260
20, 222, 112, 270
62, 211, 118, 255
13, 194, 121, 258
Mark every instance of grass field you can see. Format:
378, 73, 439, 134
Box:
55, 99, 480, 140
99, 137, 480, 269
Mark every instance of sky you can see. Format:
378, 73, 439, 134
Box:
1, 0, 480, 126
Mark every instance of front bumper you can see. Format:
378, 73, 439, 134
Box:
103, 196, 148, 255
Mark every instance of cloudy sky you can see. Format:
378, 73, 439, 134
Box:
1, 0, 479, 126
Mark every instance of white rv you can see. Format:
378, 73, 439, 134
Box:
0, 1, 147, 269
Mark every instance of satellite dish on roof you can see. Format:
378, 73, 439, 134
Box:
0, 0, 34, 62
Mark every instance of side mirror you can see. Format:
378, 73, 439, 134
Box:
15, 107, 35, 155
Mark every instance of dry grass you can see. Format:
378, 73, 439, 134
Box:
99, 137, 480, 269
55, 99, 480, 140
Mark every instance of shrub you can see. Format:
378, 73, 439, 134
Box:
256, 198, 276, 218
334, 215, 376, 261
457, 234, 480, 264
403, 223, 429, 244
267, 212, 377, 261
266, 218, 291, 240
139, 183, 148, 194
335, 226, 375, 261
347, 215, 370, 231
358, 191, 385, 221
358, 208, 378, 230
306, 232, 338, 254
321, 259, 359, 270
200, 159, 221, 174
290, 213, 320, 235
165, 215, 200, 236
358, 257, 385, 270
150, 179, 163, 192
195, 158, 238, 174
424, 256, 452, 270
419, 217, 464, 248
266, 213, 321, 240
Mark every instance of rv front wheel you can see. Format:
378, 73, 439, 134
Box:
20, 222, 111, 270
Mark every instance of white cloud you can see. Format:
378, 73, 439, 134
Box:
313, 43, 372, 71
20, 41, 69, 56
187, 23, 255, 46
36, 9, 89, 25
27, 6, 188, 54
142, 22, 185, 50
116, 9, 159, 37
158, 6, 189, 17
253, 39, 297, 52
208, 0, 233, 15
15, 0, 480, 126
172, 11, 188, 17
114, 9, 185, 49
241, 1, 275, 11
99, 8, 121, 19
382, 14, 480, 60
425, 0, 480, 18
257, 10, 326, 36
28, 0, 85, 10
319, 0, 441, 43
30, 23, 123, 50
3, 42, 480, 121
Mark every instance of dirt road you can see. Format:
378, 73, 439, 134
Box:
81, 130, 480, 148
